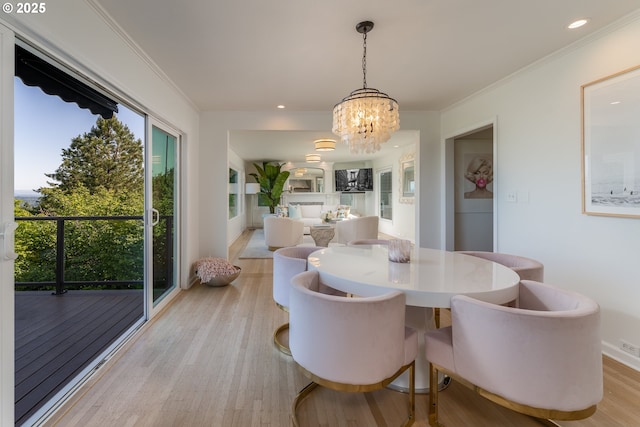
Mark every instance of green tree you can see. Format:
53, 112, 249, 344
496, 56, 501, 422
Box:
57, 187, 144, 284
14, 200, 56, 284
41, 116, 143, 197
15, 115, 145, 289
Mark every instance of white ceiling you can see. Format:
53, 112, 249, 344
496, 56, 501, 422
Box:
94, 0, 640, 162
229, 130, 418, 164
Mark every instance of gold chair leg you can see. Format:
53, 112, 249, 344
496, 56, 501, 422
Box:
531, 418, 561, 427
292, 363, 416, 427
291, 381, 318, 427
273, 322, 291, 355
428, 363, 444, 427
405, 361, 416, 427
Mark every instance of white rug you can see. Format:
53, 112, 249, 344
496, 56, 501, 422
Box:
239, 229, 314, 259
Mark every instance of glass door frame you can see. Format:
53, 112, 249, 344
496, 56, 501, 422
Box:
0, 22, 15, 426
145, 118, 182, 319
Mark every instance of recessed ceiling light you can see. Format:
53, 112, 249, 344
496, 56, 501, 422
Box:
610, 101, 621, 105
277, 105, 286, 109
568, 18, 589, 29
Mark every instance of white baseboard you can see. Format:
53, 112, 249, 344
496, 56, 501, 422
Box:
185, 276, 198, 290
602, 341, 640, 371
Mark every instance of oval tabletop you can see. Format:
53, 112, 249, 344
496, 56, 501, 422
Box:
308, 245, 520, 308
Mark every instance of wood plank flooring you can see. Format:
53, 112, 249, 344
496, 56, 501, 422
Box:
15, 290, 143, 426
44, 230, 640, 426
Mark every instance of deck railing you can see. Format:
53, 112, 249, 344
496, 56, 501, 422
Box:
14, 215, 172, 295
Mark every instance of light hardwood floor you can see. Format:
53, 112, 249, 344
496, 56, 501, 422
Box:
45, 230, 640, 426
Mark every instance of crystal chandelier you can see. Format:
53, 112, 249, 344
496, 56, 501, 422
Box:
332, 21, 399, 154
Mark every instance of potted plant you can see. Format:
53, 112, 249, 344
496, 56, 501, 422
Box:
248, 161, 290, 214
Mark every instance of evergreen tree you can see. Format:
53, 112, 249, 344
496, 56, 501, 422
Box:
15, 115, 145, 289
42, 116, 143, 196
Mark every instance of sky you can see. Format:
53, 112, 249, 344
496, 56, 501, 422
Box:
14, 77, 145, 194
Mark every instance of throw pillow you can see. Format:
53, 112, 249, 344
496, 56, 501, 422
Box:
288, 205, 301, 219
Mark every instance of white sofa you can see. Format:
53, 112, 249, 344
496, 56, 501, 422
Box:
288, 204, 323, 234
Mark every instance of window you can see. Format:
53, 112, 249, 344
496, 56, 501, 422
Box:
229, 168, 238, 218
379, 170, 392, 220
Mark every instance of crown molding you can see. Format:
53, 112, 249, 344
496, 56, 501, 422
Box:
85, 0, 199, 112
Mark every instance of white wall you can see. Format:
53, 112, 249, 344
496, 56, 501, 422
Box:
200, 111, 439, 259
373, 144, 417, 241
441, 12, 640, 370
1, 2, 201, 425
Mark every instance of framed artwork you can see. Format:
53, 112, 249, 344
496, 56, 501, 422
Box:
581, 65, 640, 218
462, 154, 493, 199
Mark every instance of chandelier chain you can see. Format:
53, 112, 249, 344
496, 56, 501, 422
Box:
362, 31, 367, 89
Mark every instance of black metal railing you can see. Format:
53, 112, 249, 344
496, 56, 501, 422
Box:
14, 215, 173, 295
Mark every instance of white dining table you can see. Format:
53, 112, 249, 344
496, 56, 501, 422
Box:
307, 244, 520, 392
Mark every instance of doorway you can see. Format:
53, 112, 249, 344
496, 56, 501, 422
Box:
444, 124, 496, 251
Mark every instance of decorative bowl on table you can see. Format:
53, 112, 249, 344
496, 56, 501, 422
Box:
194, 257, 242, 287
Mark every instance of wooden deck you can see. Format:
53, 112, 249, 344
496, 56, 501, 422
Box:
15, 290, 143, 425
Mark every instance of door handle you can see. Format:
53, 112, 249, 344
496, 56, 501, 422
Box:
151, 208, 160, 226
0, 221, 19, 260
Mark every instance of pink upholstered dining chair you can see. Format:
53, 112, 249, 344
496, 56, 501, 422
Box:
424, 280, 602, 426
263, 216, 304, 250
456, 251, 544, 282
272, 246, 343, 355
289, 270, 417, 427
446, 251, 544, 326
347, 238, 389, 245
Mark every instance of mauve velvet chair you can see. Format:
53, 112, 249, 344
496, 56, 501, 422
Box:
289, 270, 417, 427
272, 246, 344, 355
456, 251, 544, 282
424, 280, 602, 426
347, 238, 389, 245
272, 246, 324, 355
444, 251, 544, 327
263, 216, 304, 251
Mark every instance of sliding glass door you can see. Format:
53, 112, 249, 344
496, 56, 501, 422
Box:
148, 122, 180, 313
